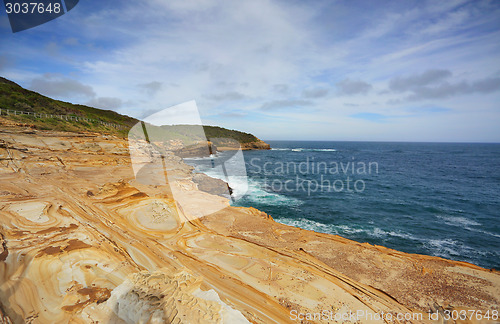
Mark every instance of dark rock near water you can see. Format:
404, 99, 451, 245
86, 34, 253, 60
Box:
173, 142, 217, 158
192, 173, 232, 197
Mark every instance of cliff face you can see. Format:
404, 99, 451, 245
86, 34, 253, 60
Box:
227, 139, 270, 151
0, 125, 498, 323
170, 139, 270, 159
244, 140, 271, 150
169, 138, 270, 158
0, 77, 271, 150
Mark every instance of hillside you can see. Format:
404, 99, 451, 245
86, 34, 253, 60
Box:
165, 125, 259, 144
161, 125, 270, 150
0, 77, 138, 137
0, 77, 269, 150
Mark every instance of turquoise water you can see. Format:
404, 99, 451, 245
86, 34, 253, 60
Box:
185, 141, 500, 270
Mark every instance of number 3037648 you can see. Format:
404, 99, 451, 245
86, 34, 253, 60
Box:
5, 2, 61, 14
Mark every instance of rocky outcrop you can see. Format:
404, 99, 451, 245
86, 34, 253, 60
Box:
171, 138, 270, 157
239, 140, 271, 150
210, 137, 270, 151
173, 141, 217, 158
192, 173, 232, 197
0, 125, 498, 323
100, 269, 249, 323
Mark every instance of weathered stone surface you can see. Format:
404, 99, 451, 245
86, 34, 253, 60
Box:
192, 173, 232, 197
0, 125, 498, 323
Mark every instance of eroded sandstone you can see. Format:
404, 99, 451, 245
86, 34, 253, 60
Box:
0, 125, 498, 323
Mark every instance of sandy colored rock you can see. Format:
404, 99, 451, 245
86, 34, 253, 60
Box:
0, 125, 498, 323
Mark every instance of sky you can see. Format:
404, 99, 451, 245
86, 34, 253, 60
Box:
1, 0, 500, 142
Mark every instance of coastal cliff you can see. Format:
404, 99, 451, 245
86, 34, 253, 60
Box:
226, 140, 270, 151
0, 77, 271, 153
0, 123, 498, 323
156, 125, 271, 158
172, 139, 270, 158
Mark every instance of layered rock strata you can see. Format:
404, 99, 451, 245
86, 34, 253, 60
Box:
0, 125, 498, 323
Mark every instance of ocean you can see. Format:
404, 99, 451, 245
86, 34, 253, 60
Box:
184, 141, 500, 270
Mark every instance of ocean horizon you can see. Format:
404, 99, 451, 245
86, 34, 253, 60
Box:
186, 140, 500, 270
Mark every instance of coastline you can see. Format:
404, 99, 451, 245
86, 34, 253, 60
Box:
217, 139, 271, 151
0, 125, 498, 323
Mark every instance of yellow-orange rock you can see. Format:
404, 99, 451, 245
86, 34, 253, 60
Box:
0, 125, 498, 323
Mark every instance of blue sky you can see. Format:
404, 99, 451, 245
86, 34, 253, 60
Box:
1, 0, 500, 142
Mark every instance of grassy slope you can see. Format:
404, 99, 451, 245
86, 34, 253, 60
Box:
166, 125, 259, 144
0, 77, 138, 137
0, 77, 263, 144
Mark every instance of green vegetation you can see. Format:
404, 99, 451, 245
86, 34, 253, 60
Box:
130, 124, 260, 147
0, 77, 138, 137
203, 126, 259, 143
157, 125, 259, 144
0, 77, 262, 144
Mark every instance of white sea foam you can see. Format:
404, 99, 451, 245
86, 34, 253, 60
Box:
243, 178, 303, 207
271, 148, 337, 152
311, 148, 337, 152
276, 217, 339, 234
435, 215, 500, 239
277, 219, 447, 248
426, 239, 461, 258
197, 166, 247, 198
184, 153, 219, 161
275, 217, 493, 265
275, 218, 373, 236
366, 227, 418, 240
334, 224, 364, 234
190, 157, 302, 206
294, 148, 337, 152
424, 238, 487, 259
477, 230, 500, 238
187, 148, 497, 268
436, 215, 481, 227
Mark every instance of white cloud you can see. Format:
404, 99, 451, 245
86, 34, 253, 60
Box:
3, 0, 500, 141
87, 97, 123, 109
260, 99, 313, 110
302, 87, 329, 98
336, 79, 372, 95
30, 74, 95, 99
138, 81, 162, 95
205, 92, 246, 102
0, 55, 8, 71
